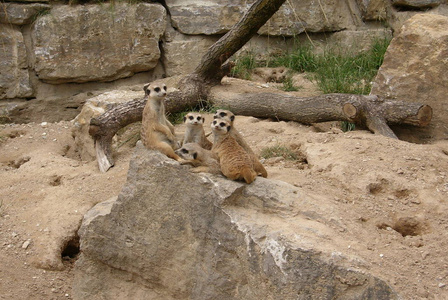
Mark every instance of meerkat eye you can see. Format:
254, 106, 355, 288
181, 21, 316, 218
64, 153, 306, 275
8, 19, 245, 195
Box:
219, 122, 226, 127
188, 116, 194, 120
213, 120, 217, 125
181, 148, 188, 154
220, 112, 226, 117
197, 117, 202, 121
154, 87, 161, 92
163, 85, 167, 91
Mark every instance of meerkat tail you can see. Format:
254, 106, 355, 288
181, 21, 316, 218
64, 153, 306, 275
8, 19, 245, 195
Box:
255, 162, 268, 178
241, 167, 257, 184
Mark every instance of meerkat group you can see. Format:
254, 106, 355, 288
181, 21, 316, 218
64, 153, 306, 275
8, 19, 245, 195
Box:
140, 82, 267, 184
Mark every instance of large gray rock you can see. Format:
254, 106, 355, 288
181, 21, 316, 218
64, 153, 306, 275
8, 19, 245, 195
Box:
371, 13, 448, 142
31, 3, 166, 84
0, 26, 33, 99
0, 3, 50, 25
166, 0, 360, 36
73, 144, 398, 300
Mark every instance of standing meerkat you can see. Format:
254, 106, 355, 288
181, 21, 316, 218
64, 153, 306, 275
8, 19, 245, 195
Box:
213, 109, 268, 178
176, 143, 221, 174
140, 83, 182, 161
182, 112, 213, 150
211, 119, 257, 184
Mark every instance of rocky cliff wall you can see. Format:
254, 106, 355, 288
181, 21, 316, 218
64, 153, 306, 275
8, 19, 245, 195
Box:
1, 0, 447, 122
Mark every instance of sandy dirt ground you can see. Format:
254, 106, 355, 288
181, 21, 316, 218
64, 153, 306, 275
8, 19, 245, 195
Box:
1, 79, 448, 299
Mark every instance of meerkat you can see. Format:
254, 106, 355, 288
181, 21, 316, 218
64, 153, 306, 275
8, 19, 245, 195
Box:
140, 83, 182, 161
213, 109, 268, 178
182, 112, 213, 150
211, 119, 257, 184
175, 142, 221, 174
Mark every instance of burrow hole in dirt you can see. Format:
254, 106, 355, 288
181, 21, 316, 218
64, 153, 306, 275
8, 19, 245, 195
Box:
61, 234, 80, 264
7, 156, 31, 169
49, 175, 63, 186
377, 216, 426, 237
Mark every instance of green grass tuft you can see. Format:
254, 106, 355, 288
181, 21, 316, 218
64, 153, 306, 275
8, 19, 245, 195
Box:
230, 51, 257, 80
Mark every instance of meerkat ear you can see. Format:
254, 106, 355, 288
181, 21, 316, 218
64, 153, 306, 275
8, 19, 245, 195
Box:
230, 115, 235, 122
183, 116, 187, 122
193, 152, 198, 160
143, 83, 150, 96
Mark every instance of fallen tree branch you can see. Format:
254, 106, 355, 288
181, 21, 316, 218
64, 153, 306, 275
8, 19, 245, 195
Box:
210, 92, 432, 139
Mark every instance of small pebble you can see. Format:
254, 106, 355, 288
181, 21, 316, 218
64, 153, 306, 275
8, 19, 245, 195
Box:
22, 240, 30, 249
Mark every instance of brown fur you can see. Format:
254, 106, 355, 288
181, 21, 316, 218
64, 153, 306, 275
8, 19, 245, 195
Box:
182, 112, 213, 150
211, 120, 256, 184
176, 143, 221, 174
140, 83, 182, 161
213, 109, 268, 178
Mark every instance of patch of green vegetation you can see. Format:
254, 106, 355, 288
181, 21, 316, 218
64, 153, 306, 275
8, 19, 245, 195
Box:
260, 144, 299, 161
267, 43, 318, 73
312, 37, 390, 95
232, 36, 391, 95
341, 121, 356, 132
279, 76, 301, 92
230, 51, 257, 80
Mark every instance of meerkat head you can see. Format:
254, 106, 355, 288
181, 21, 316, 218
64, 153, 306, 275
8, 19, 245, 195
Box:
213, 109, 235, 125
211, 119, 231, 134
143, 83, 167, 99
175, 143, 200, 160
184, 112, 204, 126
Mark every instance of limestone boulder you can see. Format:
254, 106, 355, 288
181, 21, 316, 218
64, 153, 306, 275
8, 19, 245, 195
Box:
0, 26, 33, 99
387, 3, 448, 32
0, 3, 50, 25
73, 144, 398, 300
166, 0, 359, 36
31, 3, 166, 84
371, 13, 448, 142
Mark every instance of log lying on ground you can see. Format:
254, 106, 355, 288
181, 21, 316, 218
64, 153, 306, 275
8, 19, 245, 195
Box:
210, 92, 432, 139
